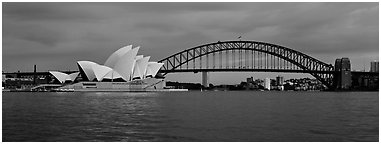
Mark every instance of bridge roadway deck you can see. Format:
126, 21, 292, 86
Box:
3, 70, 377, 77
160, 69, 335, 74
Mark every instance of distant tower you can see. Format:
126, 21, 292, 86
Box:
370, 61, 379, 72
264, 78, 271, 90
334, 58, 352, 90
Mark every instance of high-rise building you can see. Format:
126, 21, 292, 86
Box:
264, 78, 271, 90
370, 61, 379, 72
276, 75, 284, 86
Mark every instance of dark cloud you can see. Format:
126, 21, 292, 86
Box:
3, 2, 105, 21
3, 22, 65, 46
134, 22, 178, 33
119, 2, 238, 13
2, 2, 378, 83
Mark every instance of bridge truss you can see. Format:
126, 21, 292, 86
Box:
158, 41, 335, 88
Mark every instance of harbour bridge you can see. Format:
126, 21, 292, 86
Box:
158, 40, 336, 89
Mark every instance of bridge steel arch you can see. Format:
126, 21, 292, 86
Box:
158, 40, 335, 88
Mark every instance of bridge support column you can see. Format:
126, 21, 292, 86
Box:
202, 72, 209, 88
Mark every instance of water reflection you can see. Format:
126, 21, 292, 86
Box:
83, 92, 159, 97
2, 91, 378, 142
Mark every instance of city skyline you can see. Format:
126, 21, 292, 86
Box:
2, 2, 379, 84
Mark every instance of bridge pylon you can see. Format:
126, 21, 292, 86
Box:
333, 58, 352, 90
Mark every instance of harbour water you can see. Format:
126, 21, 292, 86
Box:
2, 91, 379, 142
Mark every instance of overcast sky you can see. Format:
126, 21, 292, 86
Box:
2, 2, 379, 84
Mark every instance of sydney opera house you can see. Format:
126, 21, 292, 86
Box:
49, 45, 166, 91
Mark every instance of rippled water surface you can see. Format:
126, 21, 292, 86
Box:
2, 91, 379, 141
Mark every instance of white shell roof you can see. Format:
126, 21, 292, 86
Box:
49, 71, 79, 84
103, 70, 123, 80
132, 55, 144, 77
132, 66, 141, 79
133, 56, 150, 79
145, 62, 164, 77
104, 45, 132, 68
113, 47, 140, 81
77, 61, 97, 81
77, 45, 163, 82
68, 72, 80, 81
92, 64, 113, 81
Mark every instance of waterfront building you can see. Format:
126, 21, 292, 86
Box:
370, 61, 379, 72
48, 45, 168, 92
264, 78, 270, 90
246, 77, 253, 83
276, 75, 284, 86
75, 45, 163, 82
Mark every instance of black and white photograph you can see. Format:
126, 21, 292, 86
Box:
2, 1, 379, 142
